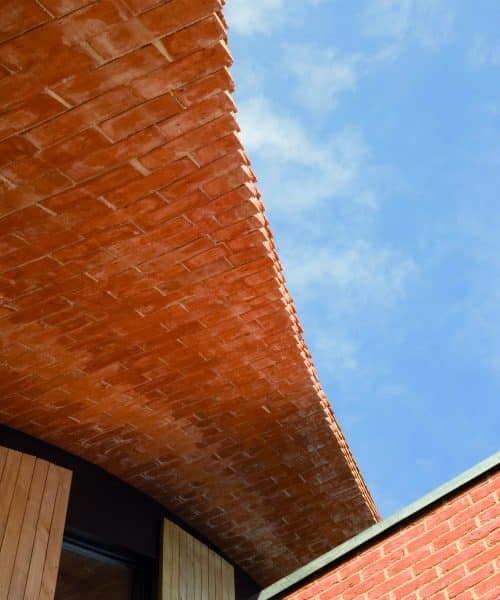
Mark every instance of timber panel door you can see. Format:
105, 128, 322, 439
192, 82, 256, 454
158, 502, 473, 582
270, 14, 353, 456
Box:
0, 445, 72, 600
161, 518, 235, 600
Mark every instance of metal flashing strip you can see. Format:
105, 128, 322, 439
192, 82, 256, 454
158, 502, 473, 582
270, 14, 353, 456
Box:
253, 451, 500, 600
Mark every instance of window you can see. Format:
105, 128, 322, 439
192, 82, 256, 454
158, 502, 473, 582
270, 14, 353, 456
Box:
55, 536, 156, 600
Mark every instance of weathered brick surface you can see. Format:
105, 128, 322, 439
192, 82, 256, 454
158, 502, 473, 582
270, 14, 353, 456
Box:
284, 471, 499, 599
0, 0, 377, 585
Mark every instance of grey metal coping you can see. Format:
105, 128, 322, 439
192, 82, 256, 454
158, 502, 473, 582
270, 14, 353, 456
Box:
252, 451, 500, 600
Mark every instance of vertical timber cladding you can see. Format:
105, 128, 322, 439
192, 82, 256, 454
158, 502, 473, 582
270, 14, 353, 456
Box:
0, 445, 72, 600
161, 518, 235, 600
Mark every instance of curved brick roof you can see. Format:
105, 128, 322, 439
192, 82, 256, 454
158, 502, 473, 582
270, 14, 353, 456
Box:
0, 0, 378, 585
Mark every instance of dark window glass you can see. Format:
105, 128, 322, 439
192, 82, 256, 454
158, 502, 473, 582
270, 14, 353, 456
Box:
55, 540, 146, 600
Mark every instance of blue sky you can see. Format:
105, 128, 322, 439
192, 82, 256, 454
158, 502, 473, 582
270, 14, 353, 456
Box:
225, 0, 500, 517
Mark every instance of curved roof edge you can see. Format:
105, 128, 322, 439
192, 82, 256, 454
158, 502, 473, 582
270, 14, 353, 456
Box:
0, 0, 377, 584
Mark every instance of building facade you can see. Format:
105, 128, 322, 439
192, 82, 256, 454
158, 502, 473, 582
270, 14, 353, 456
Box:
254, 454, 499, 600
0, 1, 497, 598
0, 0, 377, 597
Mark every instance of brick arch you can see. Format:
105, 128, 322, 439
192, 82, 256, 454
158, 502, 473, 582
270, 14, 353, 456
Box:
0, 0, 377, 585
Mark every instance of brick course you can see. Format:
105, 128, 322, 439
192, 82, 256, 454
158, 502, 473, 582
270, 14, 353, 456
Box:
0, 0, 377, 584
282, 471, 499, 599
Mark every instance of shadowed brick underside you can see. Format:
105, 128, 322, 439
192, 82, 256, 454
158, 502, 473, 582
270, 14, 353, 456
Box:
0, 0, 377, 584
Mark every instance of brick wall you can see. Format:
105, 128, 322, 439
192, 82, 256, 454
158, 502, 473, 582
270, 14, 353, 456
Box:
282, 470, 499, 600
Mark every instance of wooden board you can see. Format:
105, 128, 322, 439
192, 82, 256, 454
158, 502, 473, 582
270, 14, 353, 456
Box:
161, 518, 235, 600
0, 445, 72, 600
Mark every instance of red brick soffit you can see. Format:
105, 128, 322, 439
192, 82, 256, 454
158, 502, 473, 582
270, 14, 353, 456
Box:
0, 0, 377, 585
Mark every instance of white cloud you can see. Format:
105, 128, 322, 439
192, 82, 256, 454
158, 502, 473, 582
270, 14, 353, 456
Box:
281, 241, 416, 383
226, 0, 329, 35
236, 96, 371, 212
361, 0, 455, 49
310, 334, 359, 373
468, 36, 500, 67
362, 0, 412, 42
237, 96, 323, 163
236, 94, 417, 378
225, 0, 285, 35
284, 44, 359, 111
283, 241, 416, 311
280, 42, 407, 114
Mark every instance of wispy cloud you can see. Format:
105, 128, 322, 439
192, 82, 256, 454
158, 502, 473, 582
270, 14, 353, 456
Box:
282, 241, 417, 377
228, 0, 498, 518
280, 42, 404, 114
284, 242, 416, 310
361, 0, 455, 50
226, 0, 285, 35
226, 0, 323, 35
282, 240, 416, 379
230, 4, 418, 384
236, 95, 416, 379
313, 334, 359, 373
282, 240, 416, 385
283, 44, 359, 111
237, 96, 372, 213
468, 36, 500, 67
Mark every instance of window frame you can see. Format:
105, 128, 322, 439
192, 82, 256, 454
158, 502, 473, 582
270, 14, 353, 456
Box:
58, 531, 157, 600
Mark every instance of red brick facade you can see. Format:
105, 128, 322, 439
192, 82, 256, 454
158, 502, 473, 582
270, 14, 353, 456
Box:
281, 470, 499, 600
0, 0, 377, 585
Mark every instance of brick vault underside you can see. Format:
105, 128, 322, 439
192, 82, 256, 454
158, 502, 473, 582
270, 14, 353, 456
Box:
0, 0, 378, 585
